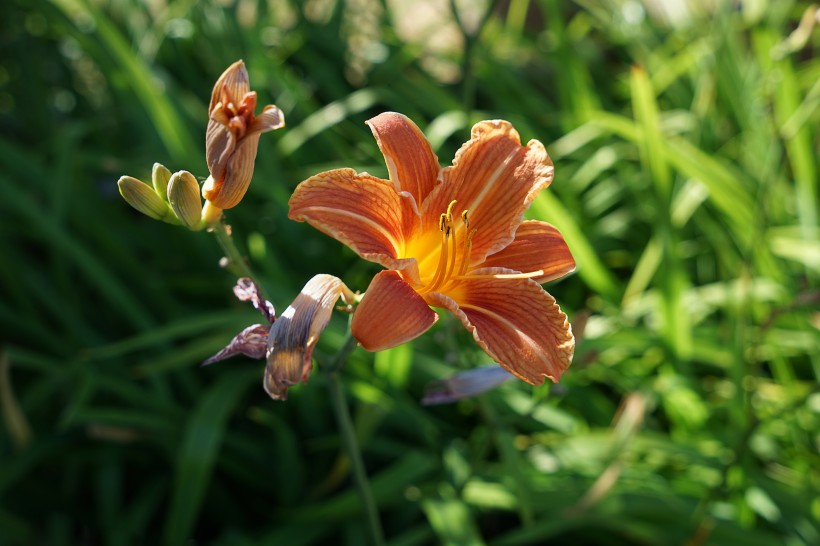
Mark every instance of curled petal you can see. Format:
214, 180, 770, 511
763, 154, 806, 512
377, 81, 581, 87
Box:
351, 270, 438, 352
209, 60, 250, 113
249, 104, 285, 135
421, 365, 514, 405
427, 276, 573, 384
367, 112, 440, 205
202, 324, 270, 366
264, 274, 353, 400
481, 220, 576, 283
205, 118, 236, 186
422, 120, 554, 263
203, 132, 262, 209
289, 169, 421, 277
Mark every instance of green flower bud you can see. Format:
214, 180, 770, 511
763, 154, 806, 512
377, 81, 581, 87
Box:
118, 175, 173, 221
167, 170, 203, 229
152, 163, 172, 201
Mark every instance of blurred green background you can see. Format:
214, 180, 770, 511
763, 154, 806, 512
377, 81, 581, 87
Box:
1, 0, 818, 544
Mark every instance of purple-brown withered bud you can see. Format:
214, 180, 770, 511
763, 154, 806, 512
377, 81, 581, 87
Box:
202, 60, 284, 209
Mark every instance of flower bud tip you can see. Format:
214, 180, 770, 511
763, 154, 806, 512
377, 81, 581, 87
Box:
167, 170, 204, 229
118, 175, 172, 221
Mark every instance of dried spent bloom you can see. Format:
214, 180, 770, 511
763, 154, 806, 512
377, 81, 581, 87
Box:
421, 365, 514, 405
289, 112, 576, 384
264, 274, 354, 400
203, 276, 354, 401
202, 60, 285, 209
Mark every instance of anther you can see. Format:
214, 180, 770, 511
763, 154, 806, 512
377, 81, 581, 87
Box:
461, 210, 470, 228
445, 199, 457, 220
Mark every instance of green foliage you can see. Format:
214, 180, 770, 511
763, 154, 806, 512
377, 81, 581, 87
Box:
1, 0, 817, 545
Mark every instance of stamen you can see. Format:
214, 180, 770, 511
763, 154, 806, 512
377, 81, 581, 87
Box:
444, 221, 458, 283
457, 228, 477, 277
424, 229, 450, 293
445, 200, 458, 219
423, 200, 489, 295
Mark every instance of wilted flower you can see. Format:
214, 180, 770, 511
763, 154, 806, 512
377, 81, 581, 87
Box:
421, 365, 514, 405
204, 276, 355, 401
202, 60, 285, 210
289, 112, 576, 384
263, 274, 354, 400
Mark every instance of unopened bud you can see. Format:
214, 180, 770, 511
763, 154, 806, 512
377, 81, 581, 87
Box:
118, 175, 173, 221
167, 170, 203, 229
203, 60, 284, 209
152, 163, 172, 201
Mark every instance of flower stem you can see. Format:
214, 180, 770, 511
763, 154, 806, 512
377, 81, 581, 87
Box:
326, 333, 385, 546
209, 219, 268, 298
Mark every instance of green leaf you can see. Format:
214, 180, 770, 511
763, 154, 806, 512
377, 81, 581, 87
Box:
162, 372, 254, 546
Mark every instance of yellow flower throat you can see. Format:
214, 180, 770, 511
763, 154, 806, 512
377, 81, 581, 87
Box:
417, 200, 477, 295
412, 200, 547, 295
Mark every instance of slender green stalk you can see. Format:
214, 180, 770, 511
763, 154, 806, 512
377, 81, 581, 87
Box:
209, 219, 268, 298
326, 333, 385, 546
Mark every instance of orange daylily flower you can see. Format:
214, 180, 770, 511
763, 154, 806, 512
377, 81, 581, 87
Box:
289, 113, 576, 384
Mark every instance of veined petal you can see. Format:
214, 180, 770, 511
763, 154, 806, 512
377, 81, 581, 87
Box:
422, 120, 554, 263
480, 220, 576, 283
249, 104, 285, 135
351, 270, 438, 352
210, 60, 250, 112
203, 132, 261, 209
427, 277, 573, 384
289, 169, 421, 273
264, 274, 353, 400
205, 119, 236, 184
367, 112, 440, 205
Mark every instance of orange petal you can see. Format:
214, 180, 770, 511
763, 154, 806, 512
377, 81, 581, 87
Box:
289, 169, 421, 274
367, 112, 440, 205
249, 104, 285, 135
422, 120, 554, 264
480, 220, 576, 283
351, 270, 438, 352
427, 277, 573, 384
210, 60, 250, 113
204, 131, 261, 209
205, 118, 236, 184
264, 274, 353, 400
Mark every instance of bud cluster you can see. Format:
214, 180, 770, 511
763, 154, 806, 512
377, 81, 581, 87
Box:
117, 60, 284, 229
118, 163, 221, 230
